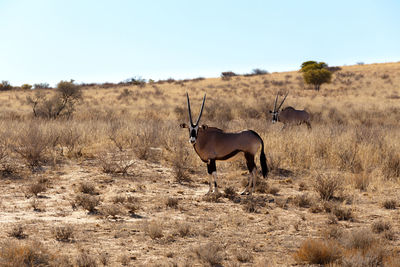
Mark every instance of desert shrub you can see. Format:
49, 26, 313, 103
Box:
27, 181, 47, 197
12, 123, 55, 170
8, 225, 27, 239
294, 193, 313, 208
194, 242, 223, 266
323, 226, 343, 240
314, 173, 343, 201
235, 249, 253, 263
107, 119, 133, 151
0, 240, 51, 266
33, 83, 50, 89
30, 198, 44, 212
27, 80, 82, 119
21, 84, 32, 90
79, 182, 98, 195
251, 68, 268, 75
52, 225, 74, 242
76, 250, 97, 267
172, 145, 192, 184
145, 221, 163, 239
342, 228, 377, 251
75, 194, 101, 213
353, 172, 370, 191
267, 185, 280, 195
293, 239, 341, 265
332, 205, 353, 221
98, 151, 134, 176
112, 195, 126, 204
166, 197, 179, 209
59, 127, 84, 158
124, 196, 140, 215
337, 143, 363, 173
221, 71, 237, 80
243, 197, 260, 213
382, 199, 397, 209
131, 120, 159, 161
371, 220, 392, 234
100, 204, 126, 219
0, 80, 12, 91
224, 186, 237, 200
382, 150, 400, 180
300, 61, 332, 91
267, 153, 281, 175
175, 222, 191, 237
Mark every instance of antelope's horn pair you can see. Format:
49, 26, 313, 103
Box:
187, 93, 206, 126
274, 92, 289, 112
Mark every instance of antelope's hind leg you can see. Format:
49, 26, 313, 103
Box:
241, 153, 257, 195
206, 159, 217, 195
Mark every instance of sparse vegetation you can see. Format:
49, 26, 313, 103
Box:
0, 62, 399, 265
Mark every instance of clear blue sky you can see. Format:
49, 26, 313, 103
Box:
1, 0, 399, 86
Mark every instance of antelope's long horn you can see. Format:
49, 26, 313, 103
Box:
273, 93, 278, 112
195, 94, 206, 126
277, 92, 288, 110
186, 93, 194, 126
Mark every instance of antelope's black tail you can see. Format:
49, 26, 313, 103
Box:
250, 130, 269, 178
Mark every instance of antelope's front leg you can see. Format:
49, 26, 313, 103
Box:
206, 159, 217, 194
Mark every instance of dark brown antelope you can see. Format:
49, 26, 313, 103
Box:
180, 93, 268, 195
269, 93, 311, 129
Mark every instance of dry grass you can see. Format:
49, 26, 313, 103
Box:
52, 225, 74, 242
293, 239, 341, 264
0, 62, 400, 265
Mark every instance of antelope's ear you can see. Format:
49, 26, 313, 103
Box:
201, 124, 208, 130
180, 123, 188, 128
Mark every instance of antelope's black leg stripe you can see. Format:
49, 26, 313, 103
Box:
207, 159, 216, 174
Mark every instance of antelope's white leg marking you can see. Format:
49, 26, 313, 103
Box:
206, 173, 213, 195
212, 171, 218, 194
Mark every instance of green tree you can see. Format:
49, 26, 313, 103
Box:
300, 61, 332, 91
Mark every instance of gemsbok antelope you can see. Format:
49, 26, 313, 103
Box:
269, 93, 311, 129
180, 93, 268, 195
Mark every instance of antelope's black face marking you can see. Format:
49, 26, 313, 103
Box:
269, 110, 279, 123
189, 125, 199, 144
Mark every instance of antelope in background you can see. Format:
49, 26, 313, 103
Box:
180, 93, 268, 195
269, 92, 311, 129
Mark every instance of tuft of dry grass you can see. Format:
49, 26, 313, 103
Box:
166, 197, 179, 209
194, 242, 224, 266
314, 173, 343, 201
75, 194, 101, 213
8, 225, 27, 239
27, 181, 47, 197
293, 239, 341, 264
52, 225, 74, 242
382, 199, 397, 209
145, 221, 163, 240
76, 250, 97, 267
100, 204, 126, 219
0, 240, 51, 266
235, 249, 253, 263
352, 172, 370, 191
294, 193, 314, 208
371, 220, 391, 234
79, 182, 98, 195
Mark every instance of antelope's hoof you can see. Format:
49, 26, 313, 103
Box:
240, 191, 250, 196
